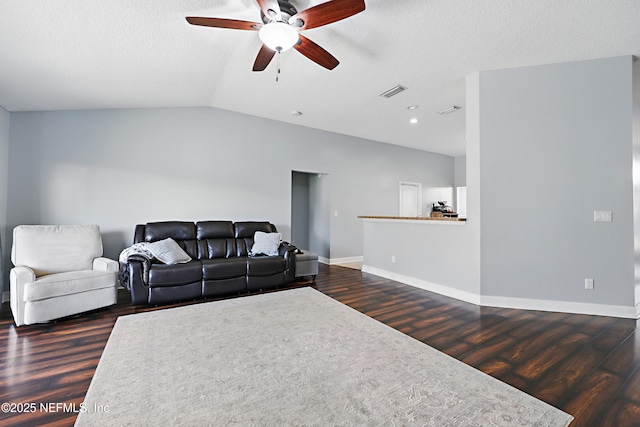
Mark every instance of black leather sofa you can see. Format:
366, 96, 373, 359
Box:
121, 221, 297, 305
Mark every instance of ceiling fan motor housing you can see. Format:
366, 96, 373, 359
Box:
261, 1, 299, 24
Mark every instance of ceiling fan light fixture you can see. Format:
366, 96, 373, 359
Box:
259, 22, 299, 52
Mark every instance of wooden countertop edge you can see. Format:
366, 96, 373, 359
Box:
358, 216, 466, 222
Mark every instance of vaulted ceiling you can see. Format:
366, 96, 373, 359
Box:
1, 0, 639, 156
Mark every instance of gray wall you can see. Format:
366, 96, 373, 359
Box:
454, 156, 466, 187
633, 58, 640, 309
309, 173, 331, 259
479, 56, 635, 306
0, 107, 9, 292
4, 107, 454, 289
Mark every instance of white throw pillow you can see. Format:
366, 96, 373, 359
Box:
147, 238, 192, 265
250, 232, 282, 256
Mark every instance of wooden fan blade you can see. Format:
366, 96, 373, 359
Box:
289, 0, 365, 30
256, 0, 282, 21
253, 45, 277, 71
294, 35, 339, 70
186, 17, 261, 31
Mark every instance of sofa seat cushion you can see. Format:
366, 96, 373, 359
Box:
23, 270, 116, 302
148, 262, 202, 288
247, 257, 286, 277
201, 258, 247, 280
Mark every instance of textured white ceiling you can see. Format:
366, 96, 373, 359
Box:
1, 0, 639, 156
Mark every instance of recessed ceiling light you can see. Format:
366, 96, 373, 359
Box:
291, 110, 303, 116
407, 105, 419, 110
409, 118, 419, 124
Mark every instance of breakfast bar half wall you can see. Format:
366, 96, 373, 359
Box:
359, 215, 481, 306
358, 216, 638, 319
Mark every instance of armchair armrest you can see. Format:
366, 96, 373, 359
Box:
10, 266, 36, 327
93, 257, 119, 273
11, 265, 36, 285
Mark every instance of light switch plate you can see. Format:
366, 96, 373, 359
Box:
594, 211, 612, 222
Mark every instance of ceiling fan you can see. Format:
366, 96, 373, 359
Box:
186, 0, 366, 72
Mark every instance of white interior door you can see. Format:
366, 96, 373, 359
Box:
399, 182, 422, 217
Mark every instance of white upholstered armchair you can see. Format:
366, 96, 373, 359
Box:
10, 224, 118, 327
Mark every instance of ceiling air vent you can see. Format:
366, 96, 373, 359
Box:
379, 85, 407, 98
438, 105, 462, 115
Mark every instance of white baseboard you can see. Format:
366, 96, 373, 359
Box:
330, 256, 364, 265
362, 265, 481, 306
317, 256, 364, 265
481, 295, 639, 319
362, 265, 639, 319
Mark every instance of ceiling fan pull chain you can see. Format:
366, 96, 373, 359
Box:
276, 50, 282, 82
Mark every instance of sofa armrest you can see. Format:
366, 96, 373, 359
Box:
279, 242, 297, 257
10, 266, 36, 327
279, 243, 298, 283
93, 257, 119, 273
123, 256, 152, 305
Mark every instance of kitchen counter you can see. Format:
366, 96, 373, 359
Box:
358, 215, 466, 222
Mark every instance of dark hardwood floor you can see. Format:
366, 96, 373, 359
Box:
1, 264, 639, 426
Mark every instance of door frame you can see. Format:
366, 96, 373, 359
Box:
399, 181, 422, 217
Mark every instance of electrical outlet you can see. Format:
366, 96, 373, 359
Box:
585, 278, 594, 290
391, 255, 396, 263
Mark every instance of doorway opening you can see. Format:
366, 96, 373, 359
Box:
291, 171, 331, 261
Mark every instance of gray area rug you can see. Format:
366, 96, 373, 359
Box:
75, 287, 573, 426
